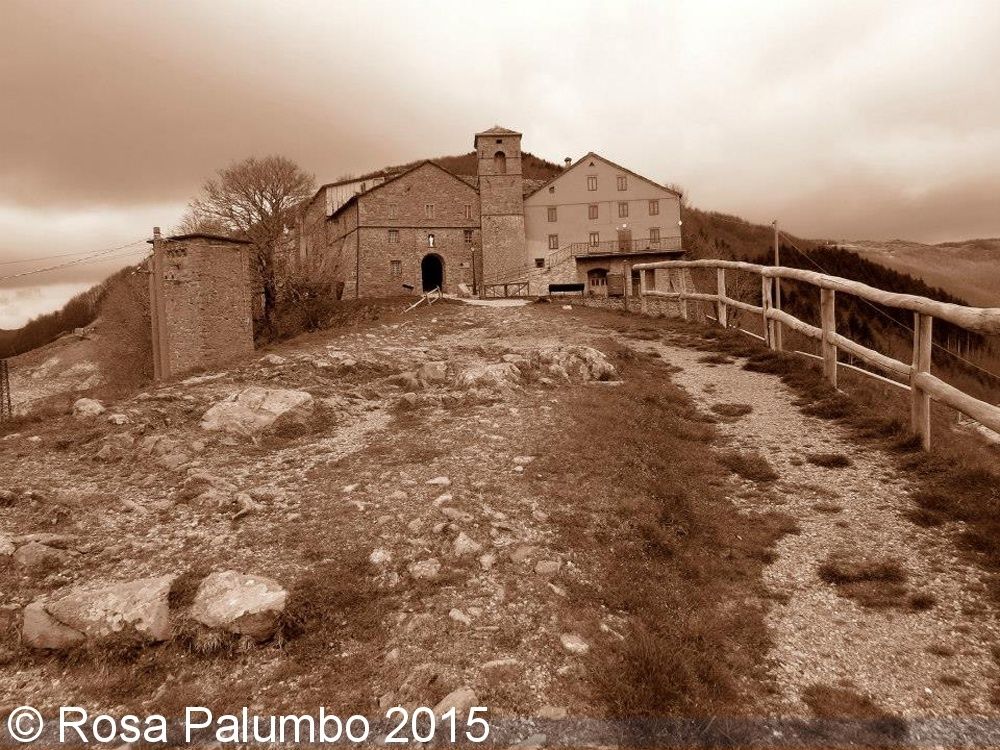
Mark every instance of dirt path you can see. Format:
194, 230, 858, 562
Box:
632, 333, 1000, 731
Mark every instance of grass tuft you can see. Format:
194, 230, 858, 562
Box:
719, 450, 780, 482
807, 452, 853, 469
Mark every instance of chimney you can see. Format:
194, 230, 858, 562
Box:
563, 157, 572, 169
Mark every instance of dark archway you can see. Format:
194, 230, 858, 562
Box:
421, 253, 444, 292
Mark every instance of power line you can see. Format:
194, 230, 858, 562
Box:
0, 239, 148, 281
777, 230, 1000, 383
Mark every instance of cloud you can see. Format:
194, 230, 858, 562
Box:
0, 283, 93, 329
0, 0, 998, 312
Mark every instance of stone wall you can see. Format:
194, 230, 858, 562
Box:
354, 162, 480, 296
476, 130, 528, 285
149, 233, 254, 379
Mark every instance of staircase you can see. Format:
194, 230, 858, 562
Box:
482, 245, 580, 296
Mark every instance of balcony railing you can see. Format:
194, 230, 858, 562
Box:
568, 236, 683, 257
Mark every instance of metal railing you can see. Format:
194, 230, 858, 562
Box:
633, 258, 1000, 451
483, 282, 530, 298
569, 235, 683, 257
0, 359, 11, 422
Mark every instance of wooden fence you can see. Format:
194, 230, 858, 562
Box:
632, 259, 1000, 450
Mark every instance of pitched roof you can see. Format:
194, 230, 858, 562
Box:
525, 151, 682, 199
475, 125, 522, 137
326, 159, 476, 221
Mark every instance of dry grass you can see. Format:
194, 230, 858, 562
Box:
710, 402, 753, 418
718, 450, 780, 483
807, 452, 853, 468
801, 684, 908, 746
818, 555, 910, 609
529, 342, 796, 723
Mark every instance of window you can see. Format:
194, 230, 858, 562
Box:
548, 186, 555, 194
587, 175, 597, 191
387, 229, 399, 244
389, 260, 402, 277
463, 229, 473, 245
427, 234, 435, 248
617, 175, 627, 191
425, 204, 434, 218
588, 204, 598, 220
649, 199, 660, 216
534, 258, 545, 268
649, 227, 661, 244
589, 232, 600, 247
548, 234, 559, 250
464, 204, 472, 220
388, 203, 398, 219
494, 151, 507, 174
495, 138, 503, 144
618, 201, 629, 218
547, 206, 557, 222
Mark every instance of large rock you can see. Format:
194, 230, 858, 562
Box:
455, 363, 521, 391
13, 542, 70, 574
200, 387, 314, 437
534, 346, 617, 382
72, 398, 106, 418
44, 575, 175, 642
21, 602, 85, 650
188, 570, 287, 640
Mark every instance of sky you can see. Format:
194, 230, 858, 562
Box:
1, 0, 999, 327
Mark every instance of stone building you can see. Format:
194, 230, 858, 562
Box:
295, 126, 685, 298
148, 230, 254, 379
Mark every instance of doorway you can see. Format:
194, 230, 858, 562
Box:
421, 253, 444, 292
617, 228, 632, 252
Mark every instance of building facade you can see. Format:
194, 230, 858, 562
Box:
296, 127, 684, 298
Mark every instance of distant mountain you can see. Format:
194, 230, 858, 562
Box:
830, 238, 1000, 308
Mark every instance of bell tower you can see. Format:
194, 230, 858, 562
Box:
475, 126, 527, 290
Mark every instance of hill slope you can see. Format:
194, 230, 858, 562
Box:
835, 238, 1000, 307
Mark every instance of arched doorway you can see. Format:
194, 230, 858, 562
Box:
421, 253, 444, 292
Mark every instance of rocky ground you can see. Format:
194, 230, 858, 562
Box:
2, 299, 999, 747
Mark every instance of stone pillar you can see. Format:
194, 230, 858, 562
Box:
148, 231, 254, 379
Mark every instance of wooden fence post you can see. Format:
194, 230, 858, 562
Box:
820, 287, 837, 388
761, 274, 774, 348
677, 271, 689, 321
911, 312, 933, 450
716, 268, 727, 328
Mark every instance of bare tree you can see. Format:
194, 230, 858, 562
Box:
182, 155, 315, 333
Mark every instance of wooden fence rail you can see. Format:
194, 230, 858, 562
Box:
633, 259, 1000, 450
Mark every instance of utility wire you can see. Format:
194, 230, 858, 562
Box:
0, 239, 147, 281
777, 230, 1000, 383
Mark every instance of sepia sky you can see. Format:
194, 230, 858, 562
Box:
2, 0, 999, 326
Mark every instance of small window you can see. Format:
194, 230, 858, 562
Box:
588, 204, 598, 220
547, 206, 557, 222
649, 200, 660, 216
463, 229, 473, 244
589, 231, 600, 247
618, 202, 629, 218
548, 234, 559, 250
495, 138, 503, 144
617, 175, 627, 191
464, 204, 472, 220
388, 203, 398, 219
390, 260, 402, 277
425, 204, 434, 218
649, 227, 661, 244
587, 175, 597, 191
388, 229, 399, 244
548, 186, 555, 194
428, 234, 435, 248
534, 258, 545, 268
